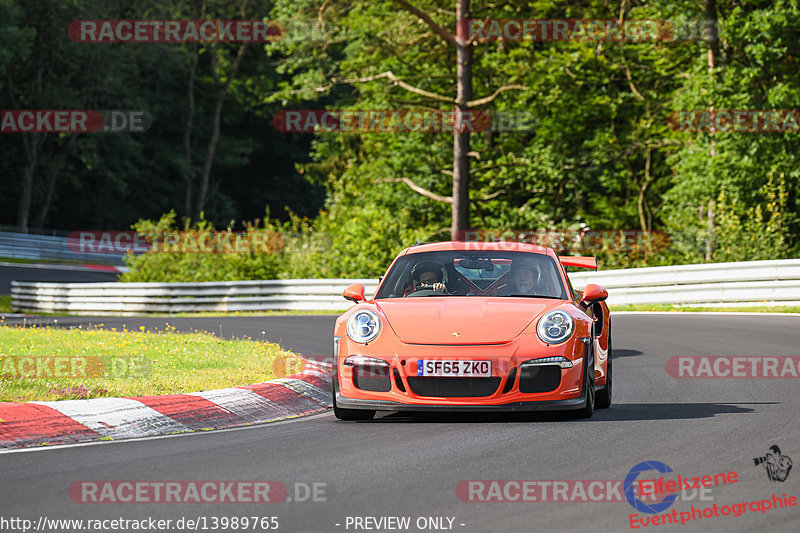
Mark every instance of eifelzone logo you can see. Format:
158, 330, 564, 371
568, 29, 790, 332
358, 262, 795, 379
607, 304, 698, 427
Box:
754, 445, 793, 482
625, 461, 678, 514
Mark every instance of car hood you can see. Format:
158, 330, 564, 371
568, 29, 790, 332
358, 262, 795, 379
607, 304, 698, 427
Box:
376, 297, 555, 345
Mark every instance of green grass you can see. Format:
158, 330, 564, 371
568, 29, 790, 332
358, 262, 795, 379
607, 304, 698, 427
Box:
609, 304, 800, 313
0, 324, 307, 402
0, 295, 10, 314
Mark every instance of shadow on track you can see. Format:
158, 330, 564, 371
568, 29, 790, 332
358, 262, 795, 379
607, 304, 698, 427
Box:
613, 349, 643, 358
346, 402, 771, 424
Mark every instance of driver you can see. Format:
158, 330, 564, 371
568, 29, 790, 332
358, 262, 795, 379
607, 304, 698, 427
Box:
410, 260, 448, 293
504, 262, 540, 295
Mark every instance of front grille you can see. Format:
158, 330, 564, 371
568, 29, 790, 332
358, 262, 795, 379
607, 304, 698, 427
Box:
407, 377, 501, 397
352, 366, 391, 392
518, 366, 561, 393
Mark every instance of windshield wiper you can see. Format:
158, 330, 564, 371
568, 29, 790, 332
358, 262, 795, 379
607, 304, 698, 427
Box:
503, 294, 564, 299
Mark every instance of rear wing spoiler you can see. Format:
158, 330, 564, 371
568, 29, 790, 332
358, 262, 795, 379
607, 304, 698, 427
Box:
558, 256, 598, 270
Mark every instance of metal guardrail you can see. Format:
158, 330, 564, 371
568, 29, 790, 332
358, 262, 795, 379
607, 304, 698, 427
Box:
9, 259, 800, 315
10, 279, 380, 315
0, 231, 127, 265
566, 259, 800, 306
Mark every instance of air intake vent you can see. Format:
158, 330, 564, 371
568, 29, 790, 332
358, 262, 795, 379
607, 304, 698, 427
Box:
353, 365, 391, 392
393, 368, 406, 392
518, 366, 561, 393
502, 367, 517, 393
407, 377, 501, 397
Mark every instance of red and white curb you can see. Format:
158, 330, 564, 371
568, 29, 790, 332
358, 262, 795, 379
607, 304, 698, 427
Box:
0, 360, 331, 449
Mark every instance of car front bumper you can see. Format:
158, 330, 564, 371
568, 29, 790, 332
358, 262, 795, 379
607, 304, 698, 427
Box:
334, 389, 589, 412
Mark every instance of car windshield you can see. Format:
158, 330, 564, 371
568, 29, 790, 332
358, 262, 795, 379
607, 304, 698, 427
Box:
375, 250, 567, 299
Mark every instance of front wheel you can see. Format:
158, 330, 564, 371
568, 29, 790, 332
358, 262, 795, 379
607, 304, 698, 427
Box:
332, 384, 375, 421
574, 344, 595, 419
596, 338, 612, 409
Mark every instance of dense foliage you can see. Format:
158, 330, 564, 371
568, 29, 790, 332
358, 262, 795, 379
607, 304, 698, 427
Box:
2, 1, 798, 280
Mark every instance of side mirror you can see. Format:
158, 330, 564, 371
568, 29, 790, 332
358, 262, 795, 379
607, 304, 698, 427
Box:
580, 283, 608, 308
343, 283, 366, 303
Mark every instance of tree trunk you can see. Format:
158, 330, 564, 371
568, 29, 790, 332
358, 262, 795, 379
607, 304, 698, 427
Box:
192, 43, 247, 220
194, 88, 225, 220
703, 0, 718, 259
637, 148, 652, 231
451, 0, 472, 240
34, 134, 77, 231
183, 45, 199, 218
16, 144, 39, 234
704, 0, 720, 69
705, 199, 714, 261
7, 69, 45, 234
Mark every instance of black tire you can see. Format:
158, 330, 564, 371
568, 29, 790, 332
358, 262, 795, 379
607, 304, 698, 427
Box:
332, 383, 375, 421
596, 338, 612, 409
574, 342, 595, 419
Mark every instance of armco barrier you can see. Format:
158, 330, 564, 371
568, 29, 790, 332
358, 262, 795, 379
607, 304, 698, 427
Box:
566, 259, 800, 306
10, 279, 380, 315
0, 230, 127, 265
9, 259, 800, 315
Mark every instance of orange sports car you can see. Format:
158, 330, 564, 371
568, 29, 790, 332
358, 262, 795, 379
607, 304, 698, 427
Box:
332, 241, 611, 420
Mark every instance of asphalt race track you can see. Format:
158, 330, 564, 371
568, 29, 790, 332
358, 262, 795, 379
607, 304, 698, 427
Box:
0, 262, 120, 293
1, 313, 799, 533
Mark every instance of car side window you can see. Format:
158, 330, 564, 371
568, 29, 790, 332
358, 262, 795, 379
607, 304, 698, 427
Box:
563, 267, 578, 300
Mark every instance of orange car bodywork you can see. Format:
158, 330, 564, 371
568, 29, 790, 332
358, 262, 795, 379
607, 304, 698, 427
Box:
333, 241, 610, 412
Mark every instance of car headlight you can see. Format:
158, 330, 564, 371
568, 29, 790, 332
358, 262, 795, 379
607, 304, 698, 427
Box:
521, 356, 574, 368
343, 355, 389, 368
536, 310, 575, 344
346, 310, 381, 343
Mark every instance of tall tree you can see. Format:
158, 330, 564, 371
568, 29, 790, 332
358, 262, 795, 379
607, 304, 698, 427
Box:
267, 0, 527, 239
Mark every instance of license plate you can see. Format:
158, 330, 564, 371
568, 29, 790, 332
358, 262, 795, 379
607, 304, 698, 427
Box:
417, 360, 491, 377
